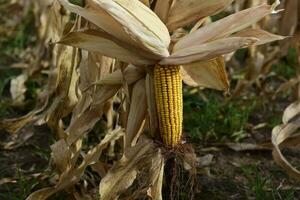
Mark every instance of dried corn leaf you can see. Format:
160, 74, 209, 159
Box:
233, 28, 286, 45
181, 57, 229, 91
75, 52, 114, 116
66, 103, 105, 145
279, 0, 298, 36
0, 112, 35, 134
26, 128, 124, 200
167, 0, 233, 31
51, 139, 71, 173
282, 101, 300, 124
125, 79, 147, 148
99, 138, 154, 200
67, 67, 141, 145
146, 71, 159, 137
272, 119, 300, 180
161, 37, 259, 65
154, 0, 174, 23
223, 142, 272, 151
174, 1, 280, 51
44, 46, 79, 139
59, 30, 155, 65
93, 65, 145, 85
147, 149, 164, 200
58, 0, 170, 58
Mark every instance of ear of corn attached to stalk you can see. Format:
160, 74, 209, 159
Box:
154, 65, 183, 147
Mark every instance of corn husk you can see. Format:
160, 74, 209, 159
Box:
167, 0, 234, 31
174, 1, 280, 51
59, 30, 156, 65
181, 57, 229, 91
58, 0, 170, 58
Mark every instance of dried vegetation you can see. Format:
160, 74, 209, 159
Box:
0, 0, 300, 199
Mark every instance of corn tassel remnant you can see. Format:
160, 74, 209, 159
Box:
154, 65, 183, 147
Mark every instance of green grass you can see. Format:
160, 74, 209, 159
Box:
0, 8, 36, 65
241, 165, 295, 200
184, 90, 256, 142
272, 48, 297, 80
0, 168, 38, 200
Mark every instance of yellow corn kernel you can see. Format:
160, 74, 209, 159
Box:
154, 65, 183, 147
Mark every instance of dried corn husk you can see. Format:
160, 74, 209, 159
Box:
58, 0, 170, 58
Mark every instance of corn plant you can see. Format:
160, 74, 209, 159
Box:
3, 0, 285, 199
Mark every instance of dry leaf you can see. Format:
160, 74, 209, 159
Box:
167, 0, 233, 31
58, 0, 170, 58
223, 142, 272, 151
125, 79, 147, 148
51, 139, 71, 173
27, 128, 124, 200
181, 56, 229, 91
282, 101, 300, 124
233, 28, 286, 45
174, 2, 280, 51
145, 71, 159, 138
161, 37, 259, 65
59, 30, 156, 65
0, 112, 36, 134
272, 120, 300, 180
154, 0, 174, 23
99, 138, 154, 200
147, 149, 164, 200
93, 65, 145, 86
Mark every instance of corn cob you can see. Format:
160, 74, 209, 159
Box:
154, 65, 183, 147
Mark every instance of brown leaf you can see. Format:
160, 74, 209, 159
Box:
167, 0, 233, 31
27, 128, 124, 200
51, 139, 71, 173
272, 119, 300, 180
233, 28, 286, 45
279, 0, 298, 36
282, 101, 300, 124
223, 142, 272, 151
145, 71, 159, 137
92, 65, 145, 86
59, 30, 156, 65
154, 0, 174, 23
161, 37, 258, 65
99, 138, 155, 200
174, 1, 280, 51
147, 149, 164, 200
0, 112, 35, 134
181, 56, 229, 91
58, 0, 170, 58
125, 79, 147, 148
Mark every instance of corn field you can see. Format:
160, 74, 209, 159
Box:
0, 0, 300, 199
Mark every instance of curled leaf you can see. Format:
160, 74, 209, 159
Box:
147, 149, 164, 200
233, 28, 286, 45
99, 138, 155, 200
125, 79, 147, 148
59, 30, 155, 65
272, 120, 300, 180
27, 128, 124, 200
161, 37, 258, 65
167, 0, 233, 31
93, 65, 145, 85
174, 2, 280, 51
58, 0, 170, 58
181, 56, 229, 91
